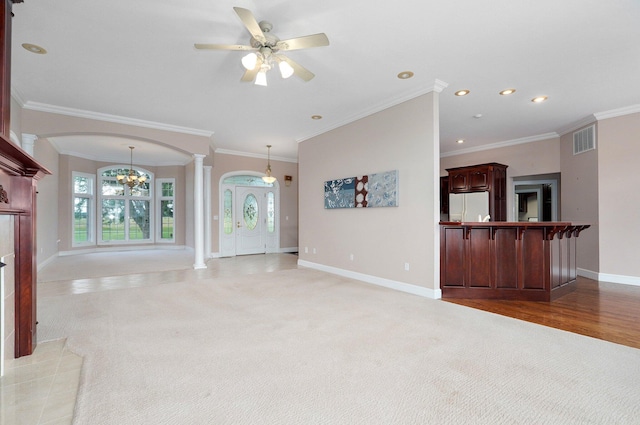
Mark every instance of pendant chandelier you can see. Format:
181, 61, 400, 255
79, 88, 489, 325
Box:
117, 146, 147, 189
262, 145, 276, 183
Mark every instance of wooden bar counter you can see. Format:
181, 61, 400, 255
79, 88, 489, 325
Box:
440, 222, 590, 301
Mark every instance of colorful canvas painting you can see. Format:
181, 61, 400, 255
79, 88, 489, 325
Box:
324, 170, 398, 209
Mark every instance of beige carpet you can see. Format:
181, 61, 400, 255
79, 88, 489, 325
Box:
38, 249, 195, 282
38, 268, 640, 424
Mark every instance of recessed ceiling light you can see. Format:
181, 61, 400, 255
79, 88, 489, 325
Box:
473, 114, 483, 119
531, 96, 548, 103
499, 89, 516, 95
22, 43, 47, 54
456, 139, 465, 144
454, 90, 470, 96
311, 115, 323, 120
397, 71, 414, 79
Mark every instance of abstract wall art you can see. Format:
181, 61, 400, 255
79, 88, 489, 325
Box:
324, 170, 398, 209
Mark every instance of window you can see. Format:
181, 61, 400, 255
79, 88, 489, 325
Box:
98, 166, 153, 244
157, 179, 175, 242
223, 189, 233, 235
267, 191, 275, 233
72, 172, 95, 246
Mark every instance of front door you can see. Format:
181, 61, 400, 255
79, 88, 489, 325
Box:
235, 186, 266, 255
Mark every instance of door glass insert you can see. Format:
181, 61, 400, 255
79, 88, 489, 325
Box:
243, 193, 258, 230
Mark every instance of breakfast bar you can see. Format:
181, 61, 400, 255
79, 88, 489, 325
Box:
440, 222, 590, 301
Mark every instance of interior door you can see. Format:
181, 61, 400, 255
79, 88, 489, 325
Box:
235, 186, 265, 255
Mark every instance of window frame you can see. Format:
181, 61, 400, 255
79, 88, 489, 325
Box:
72, 171, 96, 247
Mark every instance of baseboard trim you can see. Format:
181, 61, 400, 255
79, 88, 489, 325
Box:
58, 245, 192, 257
579, 268, 640, 287
297, 260, 441, 299
37, 253, 58, 272
210, 248, 297, 258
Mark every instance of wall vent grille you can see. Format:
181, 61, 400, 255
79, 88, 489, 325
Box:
573, 125, 596, 155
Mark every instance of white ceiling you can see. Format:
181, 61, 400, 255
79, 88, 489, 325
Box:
10, 0, 640, 164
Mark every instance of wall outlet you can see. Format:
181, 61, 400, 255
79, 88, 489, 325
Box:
350, 253, 354, 261
313, 248, 317, 254
404, 263, 410, 271
304, 247, 308, 254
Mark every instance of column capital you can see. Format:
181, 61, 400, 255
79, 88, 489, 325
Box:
21, 133, 38, 156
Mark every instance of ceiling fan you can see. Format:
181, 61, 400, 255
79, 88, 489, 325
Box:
195, 7, 329, 86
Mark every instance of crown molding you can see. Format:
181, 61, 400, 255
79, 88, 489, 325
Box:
593, 104, 640, 120
297, 79, 449, 143
48, 139, 193, 166
10, 88, 26, 107
440, 132, 559, 158
22, 101, 215, 138
557, 115, 597, 136
215, 148, 298, 164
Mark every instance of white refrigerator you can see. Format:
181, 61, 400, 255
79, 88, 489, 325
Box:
449, 192, 490, 222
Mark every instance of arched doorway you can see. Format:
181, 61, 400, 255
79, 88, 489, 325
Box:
219, 171, 280, 257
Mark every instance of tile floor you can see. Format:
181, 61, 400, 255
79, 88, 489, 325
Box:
1, 252, 298, 424
1, 338, 82, 425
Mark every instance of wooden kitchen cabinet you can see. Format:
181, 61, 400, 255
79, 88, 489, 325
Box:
446, 163, 508, 221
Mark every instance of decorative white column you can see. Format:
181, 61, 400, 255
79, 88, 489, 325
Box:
21, 133, 38, 156
203, 166, 212, 259
193, 154, 207, 269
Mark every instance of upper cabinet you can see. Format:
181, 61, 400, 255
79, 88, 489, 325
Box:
446, 163, 508, 221
448, 164, 502, 193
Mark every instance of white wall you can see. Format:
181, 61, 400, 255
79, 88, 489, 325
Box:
560, 125, 600, 274
34, 139, 59, 265
441, 137, 561, 221
1, 215, 15, 375
299, 92, 440, 298
597, 113, 640, 282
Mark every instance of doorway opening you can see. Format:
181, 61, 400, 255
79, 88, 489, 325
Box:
513, 173, 560, 222
219, 172, 280, 257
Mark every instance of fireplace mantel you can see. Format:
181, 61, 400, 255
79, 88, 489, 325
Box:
1, 0, 52, 358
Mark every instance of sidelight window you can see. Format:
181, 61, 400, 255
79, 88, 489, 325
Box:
72, 172, 95, 246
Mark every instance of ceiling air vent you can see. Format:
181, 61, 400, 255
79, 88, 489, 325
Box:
573, 125, 596, 155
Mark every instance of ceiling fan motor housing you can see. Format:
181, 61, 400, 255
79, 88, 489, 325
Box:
251, 22, 279, 49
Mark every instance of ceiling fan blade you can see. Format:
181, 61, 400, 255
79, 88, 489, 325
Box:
233, 7, 266, 45
278, 55, 315, 82
240, 56, 263, 82
241, 67, 260, 82
275, 33, 329, 51
194, 43, 256, 51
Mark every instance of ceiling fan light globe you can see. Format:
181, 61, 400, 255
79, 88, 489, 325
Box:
241, 53, 258, 70
255, 71, 268, 86
279, 61, 294, 79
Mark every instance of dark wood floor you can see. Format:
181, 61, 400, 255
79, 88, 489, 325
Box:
444, 277, 640, 349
